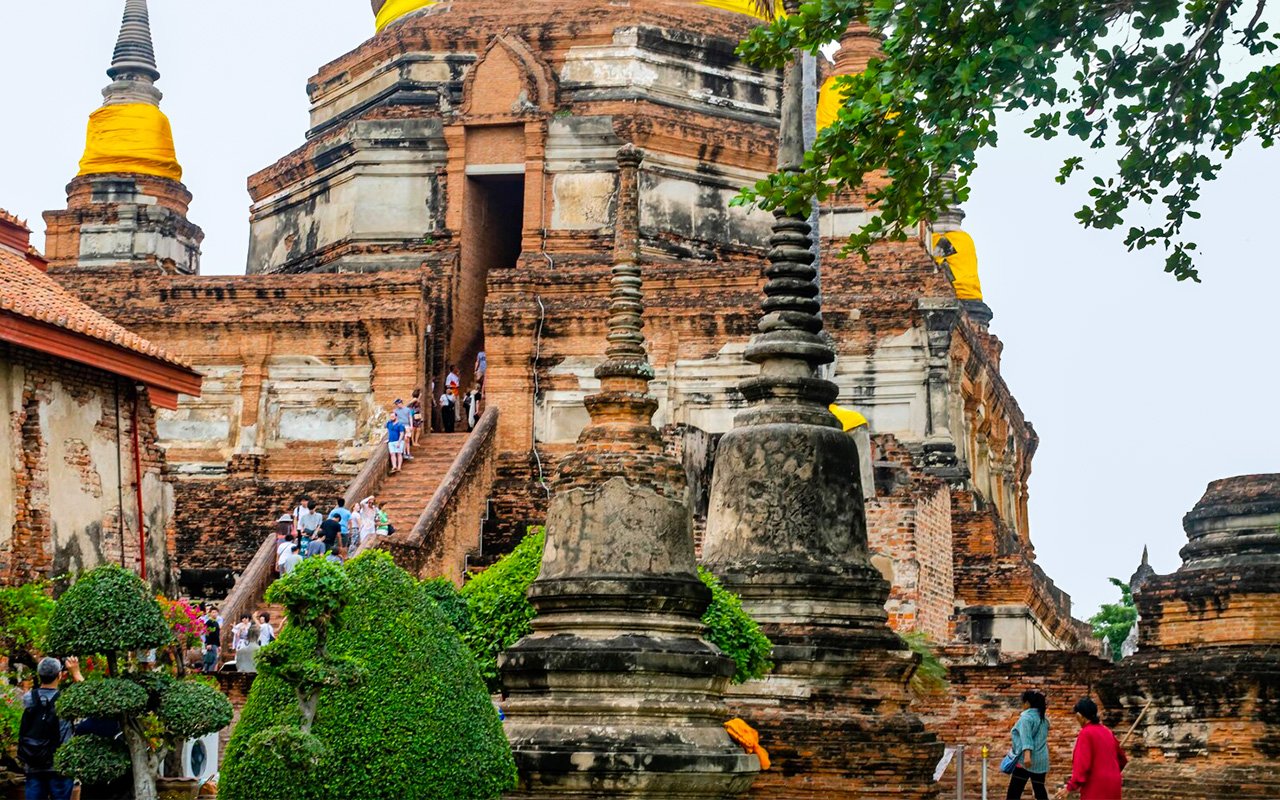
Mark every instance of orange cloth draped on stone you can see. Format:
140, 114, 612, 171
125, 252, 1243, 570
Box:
724, 718, 771, 770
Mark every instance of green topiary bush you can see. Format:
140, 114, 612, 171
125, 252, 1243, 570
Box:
45, 566, 232, 800
57, 678, 148, 719
46, 565, 171, 663
457, 528, 545, 691
220, 550, 516, 800
53, 733, 130, 785
450, 528, 774, 688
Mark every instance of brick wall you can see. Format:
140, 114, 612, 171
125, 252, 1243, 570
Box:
915, 650, 1115, 795
173, 476, 345, 594
866, 434, 955, 641
0, 341, 176, 589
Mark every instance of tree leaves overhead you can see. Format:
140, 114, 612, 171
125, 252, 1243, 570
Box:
737, 0, 1280, 281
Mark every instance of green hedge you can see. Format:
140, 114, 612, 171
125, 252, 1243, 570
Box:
457, 529, 545, 691
445, 528, 773, 690
220, 551, 515, 800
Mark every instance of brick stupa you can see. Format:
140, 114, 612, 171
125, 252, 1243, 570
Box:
499, 145, 758, 798
1100, 474, 1280, 799
700, 22, 942, 799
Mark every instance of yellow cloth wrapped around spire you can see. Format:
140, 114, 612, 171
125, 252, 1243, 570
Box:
376, 0, 437, 32
931, 230, 983, 301
816, 75, 850, 131
829, 404, 868, 432
699, 0, 782, 21
78, 104, 182, 183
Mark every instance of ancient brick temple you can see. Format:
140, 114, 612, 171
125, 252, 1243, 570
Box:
12, 0, 1187, 794
38, 0, 1087, 658
1099, 474, 1280, 799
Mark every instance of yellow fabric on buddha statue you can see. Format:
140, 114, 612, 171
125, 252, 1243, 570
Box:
77, 104, 183, 183
829, 404, 868, 432
931, 230, 983, 301
724, 718, 771, 770
699, 0, 782, 21
375, 0, 437, 32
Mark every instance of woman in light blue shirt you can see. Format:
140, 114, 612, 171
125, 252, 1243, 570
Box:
1007, 689, 1051, 799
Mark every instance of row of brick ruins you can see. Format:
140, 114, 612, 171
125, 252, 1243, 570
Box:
3, 0, 1277, 796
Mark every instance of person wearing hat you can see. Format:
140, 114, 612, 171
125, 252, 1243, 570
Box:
20, 656, 84, 800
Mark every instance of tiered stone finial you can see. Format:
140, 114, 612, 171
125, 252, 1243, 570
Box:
701, 22, 942, 798
498, 146, 757, 798
104, 0, 162, 105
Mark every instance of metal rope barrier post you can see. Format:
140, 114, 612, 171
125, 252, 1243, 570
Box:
956, 744, 965, 800
981, 745, 989, 800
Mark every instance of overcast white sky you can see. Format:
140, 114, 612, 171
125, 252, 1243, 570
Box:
1, 2, 1275, 617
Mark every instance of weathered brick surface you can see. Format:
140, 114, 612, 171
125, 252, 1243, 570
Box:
172, 477, 344, 591
1097, 476, 1280, 799
0, 341, 176, 589
915, 650, 1115, 796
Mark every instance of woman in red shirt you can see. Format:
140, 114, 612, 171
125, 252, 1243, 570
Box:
1054, 698, 1127, 800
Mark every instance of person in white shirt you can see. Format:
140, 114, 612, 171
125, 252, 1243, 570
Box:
276, 534, 296, 572
291, 498, 311, 533
446, 364, 460, 393
256, 612, 275, 646
440, 389, 457, 433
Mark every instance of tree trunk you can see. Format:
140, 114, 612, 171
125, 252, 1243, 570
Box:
124, 724, 160, 800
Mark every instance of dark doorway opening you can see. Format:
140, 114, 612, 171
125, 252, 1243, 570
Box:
451, 172, 525, 404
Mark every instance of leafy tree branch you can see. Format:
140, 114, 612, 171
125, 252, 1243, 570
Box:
736, 0, 1279, 280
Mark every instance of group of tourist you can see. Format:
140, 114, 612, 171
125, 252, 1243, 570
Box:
1003, 690, 1128, 800
275, 495, 392, 574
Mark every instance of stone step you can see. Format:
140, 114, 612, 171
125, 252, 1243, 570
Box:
375, 431, 473, 533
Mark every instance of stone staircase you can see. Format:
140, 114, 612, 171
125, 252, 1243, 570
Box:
374, 433, 472, 538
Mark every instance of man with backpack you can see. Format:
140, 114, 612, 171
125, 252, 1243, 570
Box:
21, 656, 84, 800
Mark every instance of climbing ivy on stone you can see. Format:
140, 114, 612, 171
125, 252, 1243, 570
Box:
447, 528, 774, 691
737, 0, 1280, 281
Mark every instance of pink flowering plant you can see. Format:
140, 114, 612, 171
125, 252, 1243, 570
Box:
157, 596, 206, 676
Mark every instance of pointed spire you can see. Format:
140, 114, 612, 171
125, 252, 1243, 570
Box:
1142, 545, 1150, 566
108, 0, 159, 82
101, 0, 162, 107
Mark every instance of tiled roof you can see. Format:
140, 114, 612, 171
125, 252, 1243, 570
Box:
0, 248, 191, 369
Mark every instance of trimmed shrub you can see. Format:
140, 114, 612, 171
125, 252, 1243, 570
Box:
53, 734, 130, 785
157, 680, 234, 740
44, 565, 232, 800
56, 678, 148, 719
46, 565, 171, 657
421, 578, 472, 638
452, 528, 774, 688
220, 551, 515, 800
457, 528, 544, 691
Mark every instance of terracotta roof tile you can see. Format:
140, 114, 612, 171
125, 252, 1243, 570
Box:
0, 248, 191, 370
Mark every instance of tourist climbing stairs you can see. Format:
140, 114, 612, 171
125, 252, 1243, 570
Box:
375, 432, 472, 538
218, 411, 500, 662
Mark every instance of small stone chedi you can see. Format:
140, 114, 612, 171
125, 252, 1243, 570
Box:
499, 145, 758, 798
700, 18, 941, 799
1100, 474, 1280, 799
43, 0, 203, 274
